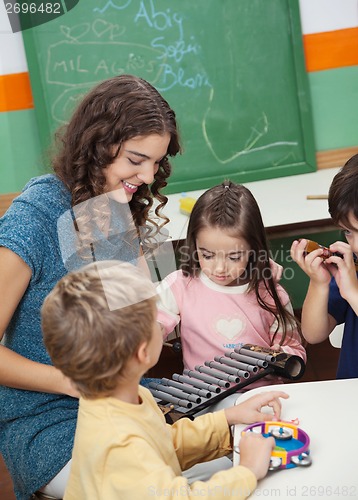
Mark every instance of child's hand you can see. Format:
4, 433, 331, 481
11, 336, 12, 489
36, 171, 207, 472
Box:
327, 241, 358, 309
224, 391, 289, 426
290, 239, 332, 285
269, 258, 283, 281
238, 432, 275, 480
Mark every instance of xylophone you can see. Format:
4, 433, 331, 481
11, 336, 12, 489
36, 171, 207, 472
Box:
149, 344, 305, 422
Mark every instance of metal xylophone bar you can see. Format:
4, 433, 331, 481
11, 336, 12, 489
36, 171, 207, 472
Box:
149, 350, 275, 418
151, 367, 275, 420
149, 344, 305, 421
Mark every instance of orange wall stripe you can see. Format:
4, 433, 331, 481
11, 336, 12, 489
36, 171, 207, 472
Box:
0, 72, 33, 112
303, 27, 358, 72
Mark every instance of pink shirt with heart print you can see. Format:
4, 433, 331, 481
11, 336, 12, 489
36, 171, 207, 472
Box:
157, 270, 306, 384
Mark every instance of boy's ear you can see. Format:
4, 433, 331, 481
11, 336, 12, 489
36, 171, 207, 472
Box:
137, 341, 150, 365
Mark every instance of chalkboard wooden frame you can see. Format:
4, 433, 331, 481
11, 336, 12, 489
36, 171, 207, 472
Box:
22, 0, 316, 194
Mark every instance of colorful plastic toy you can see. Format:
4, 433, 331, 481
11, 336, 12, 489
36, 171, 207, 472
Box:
241, 421, 312, 470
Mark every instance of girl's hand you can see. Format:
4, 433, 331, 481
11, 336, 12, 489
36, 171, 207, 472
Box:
224, 391, 289, 426
238, 432, 275, 480
269, 258, 283, 281
290, 239, 332, 285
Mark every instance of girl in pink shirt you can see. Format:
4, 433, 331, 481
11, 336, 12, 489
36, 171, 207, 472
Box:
157, 180, 305, 481
157, 181, 306, 385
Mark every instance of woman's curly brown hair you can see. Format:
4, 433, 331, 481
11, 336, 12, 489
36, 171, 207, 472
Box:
52, 74, 181, 232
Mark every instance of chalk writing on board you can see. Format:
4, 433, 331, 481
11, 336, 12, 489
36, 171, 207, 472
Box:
202, 89, 298, 164
46, 0, 211, 123
43, 0, 300, 168
23, 0, 316, 190
93, 0, 132, 15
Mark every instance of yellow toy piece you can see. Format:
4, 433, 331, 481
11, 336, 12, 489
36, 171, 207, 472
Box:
179, 196, 196, 216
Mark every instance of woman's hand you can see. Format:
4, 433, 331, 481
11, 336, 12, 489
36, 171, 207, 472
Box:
224, 391, 289, 426
58, 369, 81, 398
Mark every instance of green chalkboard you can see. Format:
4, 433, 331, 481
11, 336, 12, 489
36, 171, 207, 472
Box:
22, 0, 316, 194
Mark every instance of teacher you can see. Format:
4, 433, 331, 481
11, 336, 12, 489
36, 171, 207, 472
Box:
0, 74, 181, 500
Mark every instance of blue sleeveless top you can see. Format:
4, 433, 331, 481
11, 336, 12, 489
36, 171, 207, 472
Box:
0, 174, 139, 499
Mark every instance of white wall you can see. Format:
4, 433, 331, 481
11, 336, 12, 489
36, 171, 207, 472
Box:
299, 0, 358, 34
0, 1, 27, 75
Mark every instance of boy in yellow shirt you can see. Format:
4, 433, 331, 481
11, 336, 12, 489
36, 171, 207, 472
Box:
41, 260, 288, 499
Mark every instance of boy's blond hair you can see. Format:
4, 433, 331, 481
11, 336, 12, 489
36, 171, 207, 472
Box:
42, 261, 156, 398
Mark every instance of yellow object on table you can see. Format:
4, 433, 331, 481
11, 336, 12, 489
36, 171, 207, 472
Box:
179, 196, 196, 216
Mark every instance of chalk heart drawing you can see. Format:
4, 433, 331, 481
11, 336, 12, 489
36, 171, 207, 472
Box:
215, 318, 243, 340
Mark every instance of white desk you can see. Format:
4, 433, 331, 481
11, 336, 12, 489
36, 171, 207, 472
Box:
233, 379, 358, 500
164, 168, 341, 241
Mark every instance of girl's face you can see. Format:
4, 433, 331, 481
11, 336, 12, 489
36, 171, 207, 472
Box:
103, 133, 170, 203
196, 226, 251, 286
